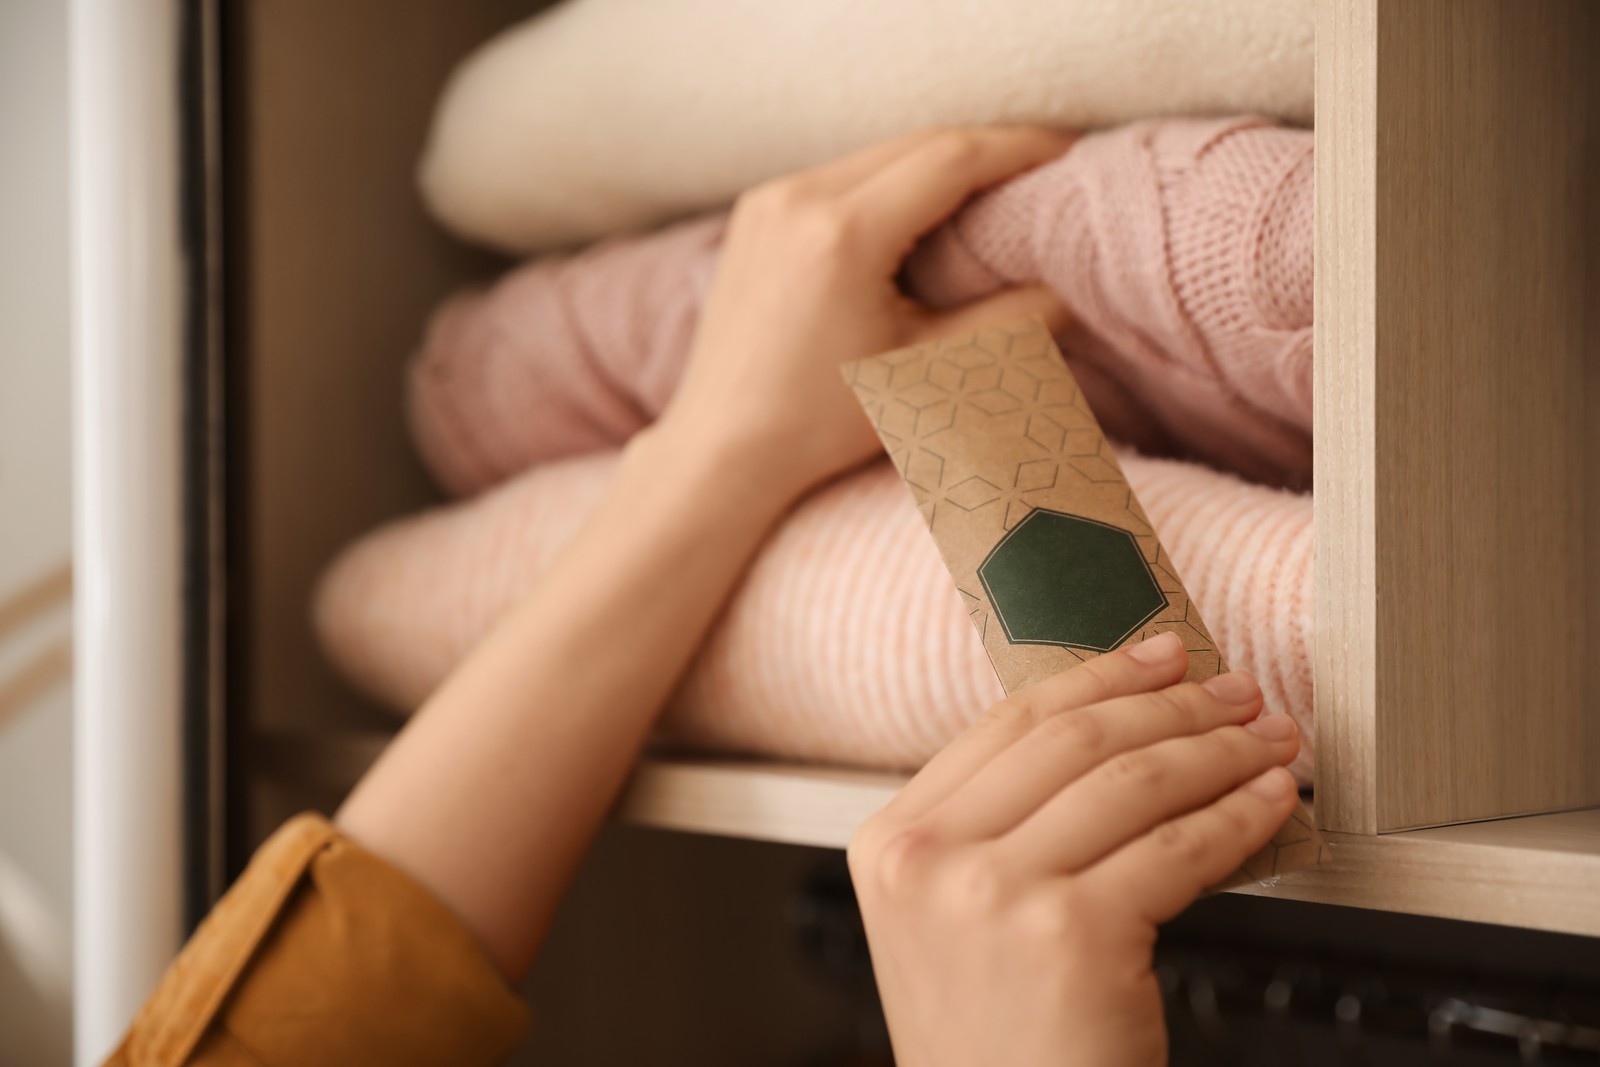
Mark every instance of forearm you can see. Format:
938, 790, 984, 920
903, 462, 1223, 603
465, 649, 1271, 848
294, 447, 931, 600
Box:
335, 416, 802, 978
337, 123, 1071, 986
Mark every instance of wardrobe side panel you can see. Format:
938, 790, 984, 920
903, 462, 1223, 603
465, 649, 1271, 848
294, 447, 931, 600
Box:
1362, 0, 1597, 830
235, 0, 520, 755
1312, 0, 1380, 834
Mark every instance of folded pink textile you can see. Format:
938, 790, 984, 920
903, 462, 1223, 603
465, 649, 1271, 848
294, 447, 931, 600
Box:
408, 116, 1314, 495
314, 449, 1314, 782
316, 114, 1319, 781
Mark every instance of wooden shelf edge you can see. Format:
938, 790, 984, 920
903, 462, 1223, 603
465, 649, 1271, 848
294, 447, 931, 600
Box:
1236, 814, 1600, 938
617, 758, 905, 850
254, 732, 1600, 937
620, 761, 1600, 937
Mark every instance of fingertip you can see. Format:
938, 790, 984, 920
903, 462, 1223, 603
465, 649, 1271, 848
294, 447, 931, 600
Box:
1201, 670, 1262, 707
1243, 766, 1297, 804
1243, 716, 1302, 760
1124, 630, 1184, 666
1243, 714, 1297, 746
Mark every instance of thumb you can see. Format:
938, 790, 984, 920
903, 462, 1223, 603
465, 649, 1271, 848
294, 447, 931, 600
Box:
925, 284, 1071, 339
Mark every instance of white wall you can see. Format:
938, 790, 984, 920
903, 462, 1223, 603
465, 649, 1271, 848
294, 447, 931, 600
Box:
0, 0, 75, 1063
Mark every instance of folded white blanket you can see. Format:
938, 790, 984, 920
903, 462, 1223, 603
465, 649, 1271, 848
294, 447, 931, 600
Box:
420, 0, 1314, 253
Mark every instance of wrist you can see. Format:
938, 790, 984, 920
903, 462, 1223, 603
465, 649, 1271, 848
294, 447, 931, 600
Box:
625, 410, 813, 519
651, 385, 878, 500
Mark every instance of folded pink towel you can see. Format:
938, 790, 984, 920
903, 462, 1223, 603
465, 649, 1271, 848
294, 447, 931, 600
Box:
315, 449, 1314, 782
409, 116, 1314, 495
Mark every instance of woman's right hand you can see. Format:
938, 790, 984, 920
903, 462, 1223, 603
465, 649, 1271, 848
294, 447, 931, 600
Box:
849, 631, 1301, 1067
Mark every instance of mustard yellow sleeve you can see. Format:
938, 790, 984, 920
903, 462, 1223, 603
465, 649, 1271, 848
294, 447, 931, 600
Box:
106, 813, 531, 1067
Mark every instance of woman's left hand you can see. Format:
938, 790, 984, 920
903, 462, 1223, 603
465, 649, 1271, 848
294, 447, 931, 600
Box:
663, 125, 1075, 498
850, 635, 1301, 1067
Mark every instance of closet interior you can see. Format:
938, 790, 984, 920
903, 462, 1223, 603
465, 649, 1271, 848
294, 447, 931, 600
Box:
200, 0, 1600, 1061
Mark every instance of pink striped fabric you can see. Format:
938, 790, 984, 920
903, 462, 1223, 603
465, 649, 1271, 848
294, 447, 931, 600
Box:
314, 450, 1313, 782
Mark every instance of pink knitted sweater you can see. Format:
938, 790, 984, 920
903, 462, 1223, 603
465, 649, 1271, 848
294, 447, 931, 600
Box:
315, 116, 1317, 779
409, 117, 1313, 492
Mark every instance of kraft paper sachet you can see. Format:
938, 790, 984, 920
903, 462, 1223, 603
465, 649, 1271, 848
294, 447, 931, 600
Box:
843, 316, 1328, 884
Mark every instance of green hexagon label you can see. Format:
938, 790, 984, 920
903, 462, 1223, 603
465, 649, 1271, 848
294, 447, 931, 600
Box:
978, 509, 1167, 652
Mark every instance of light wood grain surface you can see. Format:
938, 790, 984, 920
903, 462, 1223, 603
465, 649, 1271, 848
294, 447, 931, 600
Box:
1313, 0, 1379, 836
623, 761, 1600, 938
617, 759, 905, 850
1234, 814, 1600, 938
1315, 0, 1600, 832
255, 736, 1600, 938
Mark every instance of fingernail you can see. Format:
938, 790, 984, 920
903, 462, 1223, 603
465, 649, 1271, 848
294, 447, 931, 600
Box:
1244, 714, 1297, 741
1245, 766, 1295, 801
1200, 671, 1259, 705
1125, 631, 1183, 665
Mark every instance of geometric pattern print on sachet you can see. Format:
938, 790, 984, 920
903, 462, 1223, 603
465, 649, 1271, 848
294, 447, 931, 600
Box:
843, 316, 1329, 883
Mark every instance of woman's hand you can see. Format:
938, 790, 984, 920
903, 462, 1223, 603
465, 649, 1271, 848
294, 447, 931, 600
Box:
338, 126, 1073, 980
661, 126, 1074, 499
850, 631, 1301, 1067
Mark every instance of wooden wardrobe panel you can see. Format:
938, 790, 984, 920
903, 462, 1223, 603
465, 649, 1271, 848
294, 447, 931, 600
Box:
1315, 0, 1600, 832
1312, 0, 1379, 836
233, 0, 527, 752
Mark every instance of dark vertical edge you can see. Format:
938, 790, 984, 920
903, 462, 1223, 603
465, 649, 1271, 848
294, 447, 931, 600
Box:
218, 0, 256, 886
178, 0, 231, 926
176, 0, 216, 926
1583, 2, 1600, 797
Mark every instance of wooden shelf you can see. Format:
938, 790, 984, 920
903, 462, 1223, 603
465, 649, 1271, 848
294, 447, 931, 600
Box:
1233, 809, 1600, 938
255, 731, 1600, 938
617, 759, 904, 849
621, 760, 1600, 938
